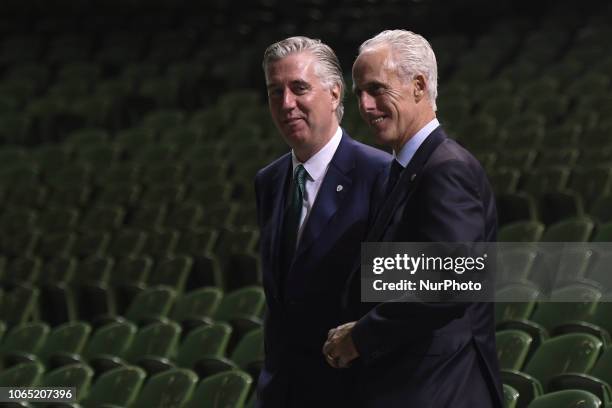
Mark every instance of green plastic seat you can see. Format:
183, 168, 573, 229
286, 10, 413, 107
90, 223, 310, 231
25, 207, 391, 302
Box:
39, 321, 92, 367
498, 221, 545, 242
530, 284, 602, 333
124, 321, 182, 364
496, 330, 533, 371
502, 333, 603, 407
5, 257, 42, 288
176, 323, 233, 368
141, 229, 179, 257
522, 166, 571, 198
214, 286, 265, 322
81, 321, 137, 367
132, 368, 198, 408
194, 327, 263, 380
496, 192, 538, 227
149, 256, 193, 294
97, 182, 142, 208
110, 256, 154, 314
107, 229, 148, 258
140, 183, 186, 206
541, 217, 595, 242
80, 204, 126, 232
129, 203, 168, 230
184, 370, 253, 408
123, 286, 177, 326
165, 201, 204, 230
503, 383, 520, 408
171, 287, 224, 329
81, 365, 146, 407
591, 197, 612, 224
41, 363, 94, 402
1, 322, 50, 366
0, 362, 44, 387
526, 390, 601, 408
0, 285, 40, 326
549, 347, 612, 406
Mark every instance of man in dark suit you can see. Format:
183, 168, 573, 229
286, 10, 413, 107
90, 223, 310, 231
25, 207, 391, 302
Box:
323, 30, 504, 407
255, 36, 390, 407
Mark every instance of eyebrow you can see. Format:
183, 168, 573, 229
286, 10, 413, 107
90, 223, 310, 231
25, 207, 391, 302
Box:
353, 80, 386, 94
266, 79, 310, 90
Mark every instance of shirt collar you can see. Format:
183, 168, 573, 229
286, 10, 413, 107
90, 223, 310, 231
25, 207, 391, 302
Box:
394, 118, 440, 168
291, 126, 342, 181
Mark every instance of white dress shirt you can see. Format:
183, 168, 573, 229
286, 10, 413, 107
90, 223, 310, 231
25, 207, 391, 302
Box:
290, 126, 343, 245
395, 118, 440, 167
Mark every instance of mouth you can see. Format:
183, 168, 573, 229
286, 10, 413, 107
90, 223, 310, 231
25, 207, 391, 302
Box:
369, 115, 387, 125
284, 117, 304, 124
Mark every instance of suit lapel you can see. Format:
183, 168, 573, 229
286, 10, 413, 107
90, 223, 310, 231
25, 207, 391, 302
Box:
294, 132, 354, 259
269, 155, 292, 297
367, 127, 447, 241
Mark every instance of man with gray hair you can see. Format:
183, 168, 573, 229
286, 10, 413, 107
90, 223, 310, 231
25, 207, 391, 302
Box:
323, 30, 503, 407
255, 36, 390, 407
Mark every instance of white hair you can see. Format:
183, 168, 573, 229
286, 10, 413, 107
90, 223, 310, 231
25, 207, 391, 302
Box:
359, 29, 438, 111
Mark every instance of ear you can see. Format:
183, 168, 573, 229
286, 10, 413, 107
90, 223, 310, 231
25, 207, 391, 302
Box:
330, 83, 341, 111
413, 74, 427, 102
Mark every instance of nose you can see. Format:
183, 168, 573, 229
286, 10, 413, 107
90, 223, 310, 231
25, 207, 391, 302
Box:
282, 89, 297, 110
358, 92, 376, 112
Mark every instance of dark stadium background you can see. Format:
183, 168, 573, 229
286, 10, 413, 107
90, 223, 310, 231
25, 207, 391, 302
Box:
0, 0, 611, 407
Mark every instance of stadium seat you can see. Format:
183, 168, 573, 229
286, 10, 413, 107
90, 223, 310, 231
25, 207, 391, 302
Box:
41, 363, 94, 402
0, 285, 40, 326
131, 368, 198, 408
0, 322, 50, 367
110, 256, 154, 314
496, 192, 538, 226
141, 229, 179, 257
590, 195, 612, 224
522, 166, 571, 198
502, 333, 603, 407
184, 370, 253, 408
80, 365, 146, 407
171, 287, 223, 331
194, 327, 263, 380
107, 229, 148, 259
571, 166, 612, 208
538, 191, 584, 226
541, 217, 595, 242
525, 389, 601, 408
498, 221, 545, 242
549, 347, 612, 406
39, 321, 92, 368
504, 383, 520, 408
130, 203, 168, 231
496, 330, 533, 371
0, 361, 44, 388
149, 256, 193, 293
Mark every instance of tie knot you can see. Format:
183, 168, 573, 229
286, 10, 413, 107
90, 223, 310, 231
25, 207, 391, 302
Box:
294, 164, 308, 193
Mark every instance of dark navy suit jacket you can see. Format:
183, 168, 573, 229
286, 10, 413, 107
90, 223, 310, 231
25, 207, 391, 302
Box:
254, 130, 390, 407
348, 126, 504, 408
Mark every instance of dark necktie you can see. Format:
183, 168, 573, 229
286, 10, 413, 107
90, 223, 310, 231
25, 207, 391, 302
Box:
385, 159, 404, 197
283, 164, 308, 263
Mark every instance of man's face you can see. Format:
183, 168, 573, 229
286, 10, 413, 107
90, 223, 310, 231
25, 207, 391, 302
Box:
352, 46, 420, 152
265, 52, 340, 160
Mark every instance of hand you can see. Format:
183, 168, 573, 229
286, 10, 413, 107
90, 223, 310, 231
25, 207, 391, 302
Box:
322, 321, 359, 369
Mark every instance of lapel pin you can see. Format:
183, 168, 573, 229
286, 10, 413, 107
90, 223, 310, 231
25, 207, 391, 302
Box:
410, 174, 417, 181
336, 185, 343, 192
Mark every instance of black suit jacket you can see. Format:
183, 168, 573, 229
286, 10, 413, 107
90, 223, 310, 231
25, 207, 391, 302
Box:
349, 126, 504, 408
255, 130, 390, 407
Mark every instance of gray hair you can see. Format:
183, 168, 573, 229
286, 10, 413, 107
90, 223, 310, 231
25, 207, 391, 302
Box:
263, 36, 345, 122
358, 30, 438, 111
